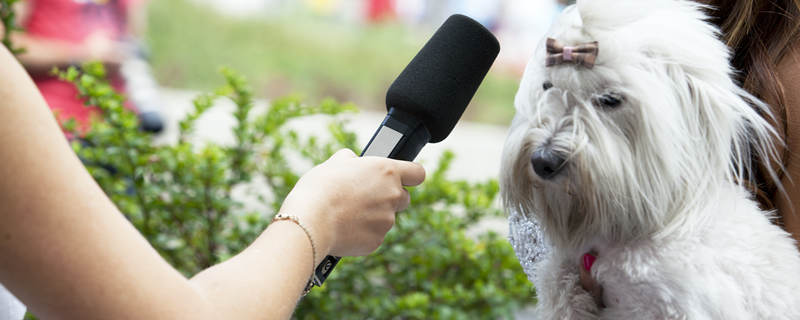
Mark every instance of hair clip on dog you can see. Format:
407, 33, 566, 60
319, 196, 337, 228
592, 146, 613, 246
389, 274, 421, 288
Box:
545, 38, 599, 68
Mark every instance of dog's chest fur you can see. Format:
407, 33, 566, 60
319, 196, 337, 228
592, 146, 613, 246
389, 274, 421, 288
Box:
534, 188, 800, 319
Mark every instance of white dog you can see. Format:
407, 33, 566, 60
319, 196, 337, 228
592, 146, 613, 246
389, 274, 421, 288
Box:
501, 1, 800, 319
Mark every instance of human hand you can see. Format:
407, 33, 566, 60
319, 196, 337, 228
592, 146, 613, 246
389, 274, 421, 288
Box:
279, 149, 426, 261
580, 252, 605, 308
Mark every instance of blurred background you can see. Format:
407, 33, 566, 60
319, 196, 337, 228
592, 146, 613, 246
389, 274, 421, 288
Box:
147, 0, 572, 125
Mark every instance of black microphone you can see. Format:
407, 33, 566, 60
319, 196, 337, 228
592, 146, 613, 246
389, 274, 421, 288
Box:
307, 14, 500, 291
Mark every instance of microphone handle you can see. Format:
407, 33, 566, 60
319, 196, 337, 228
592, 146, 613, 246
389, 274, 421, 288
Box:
307, 107, 431, 291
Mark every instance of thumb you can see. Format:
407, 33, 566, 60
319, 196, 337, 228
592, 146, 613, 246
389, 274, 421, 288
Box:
392, 160, 426, 187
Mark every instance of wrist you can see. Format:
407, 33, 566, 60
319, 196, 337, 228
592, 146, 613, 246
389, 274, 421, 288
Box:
306, 212, 334, 261
273, 209, 333, 265
253, 221, 319, 297
279, 200, 335, 259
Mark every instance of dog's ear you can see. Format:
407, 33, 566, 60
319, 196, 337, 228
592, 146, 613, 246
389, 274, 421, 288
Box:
678, 65, 783, 191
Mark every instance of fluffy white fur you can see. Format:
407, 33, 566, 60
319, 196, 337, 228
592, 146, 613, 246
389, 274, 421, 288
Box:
501, 1, 800, 318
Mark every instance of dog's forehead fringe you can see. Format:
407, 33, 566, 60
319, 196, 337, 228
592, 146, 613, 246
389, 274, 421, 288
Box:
535, 0, 730, 93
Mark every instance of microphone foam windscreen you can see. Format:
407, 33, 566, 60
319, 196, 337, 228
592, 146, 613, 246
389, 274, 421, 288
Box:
386, 14, 500, 143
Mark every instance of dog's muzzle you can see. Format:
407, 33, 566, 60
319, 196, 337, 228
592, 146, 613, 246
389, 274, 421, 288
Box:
531, 147, 567, 179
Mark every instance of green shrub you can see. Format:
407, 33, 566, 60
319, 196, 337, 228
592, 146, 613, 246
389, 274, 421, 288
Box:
49, 63, 535, 318
296, 152, 535, 319
0, 0, 24, 55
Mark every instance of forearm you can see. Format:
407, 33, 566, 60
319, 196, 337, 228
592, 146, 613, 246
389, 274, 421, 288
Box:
12, 34, 88, 73
191, 221, 325, 319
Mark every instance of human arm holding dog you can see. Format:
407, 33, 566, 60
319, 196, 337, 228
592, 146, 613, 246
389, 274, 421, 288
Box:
695, 0, 800, 244
771, 41, 800, 245
0, 44, 425, 319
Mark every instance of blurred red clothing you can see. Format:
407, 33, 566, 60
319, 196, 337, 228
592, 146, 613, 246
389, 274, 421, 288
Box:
23, 0, 139, 130
367, 0, 395, 22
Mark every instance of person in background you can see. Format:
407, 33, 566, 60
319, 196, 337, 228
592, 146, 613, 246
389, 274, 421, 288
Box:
366, 0, 394, 22
12, 0, 164, 134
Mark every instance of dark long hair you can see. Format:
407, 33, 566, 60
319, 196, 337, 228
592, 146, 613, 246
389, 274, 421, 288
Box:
704, 0, 800, 209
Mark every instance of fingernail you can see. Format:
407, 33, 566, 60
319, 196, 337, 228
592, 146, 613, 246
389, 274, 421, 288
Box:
583, 253, 596, 271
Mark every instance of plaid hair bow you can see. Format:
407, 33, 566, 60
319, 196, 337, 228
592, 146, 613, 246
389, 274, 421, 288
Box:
545, 38, 599, 68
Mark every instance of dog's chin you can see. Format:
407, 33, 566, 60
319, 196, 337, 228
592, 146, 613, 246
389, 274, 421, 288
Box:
514, 164, 592, 245
531, 170, 577, 195
517, 154, 641, 248
532, 177, 579, 219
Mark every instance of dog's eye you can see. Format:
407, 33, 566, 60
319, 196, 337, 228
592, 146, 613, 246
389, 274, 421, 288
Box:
543, 81, 553, 91
593, 92, 624, 109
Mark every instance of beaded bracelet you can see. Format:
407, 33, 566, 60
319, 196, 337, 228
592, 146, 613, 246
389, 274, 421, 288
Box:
272, 213, 317, 296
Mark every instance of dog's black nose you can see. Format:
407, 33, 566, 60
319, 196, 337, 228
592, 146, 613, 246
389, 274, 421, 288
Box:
531, 148, 567, 179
